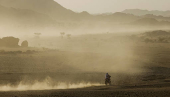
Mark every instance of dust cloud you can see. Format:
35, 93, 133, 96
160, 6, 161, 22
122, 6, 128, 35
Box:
0, 77, 102, 91
1, 0, 169, 92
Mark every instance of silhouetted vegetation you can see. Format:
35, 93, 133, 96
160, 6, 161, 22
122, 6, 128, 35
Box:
137, 30, 170, 43
143, 30, 170, 37
0, 36, 29, 48
67, 34, 71, 39
0, 37, 19, 47
0, 50, 38, 54
34, 33, 41, 39
60, 32, 65, 39
21, 40, 28, 47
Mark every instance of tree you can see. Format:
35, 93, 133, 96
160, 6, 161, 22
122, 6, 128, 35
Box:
34, 33, 41, 38
67, 34, 71, 39
21, 40, 28, 47
0, 37, 19, 47
60, 32, 65, 39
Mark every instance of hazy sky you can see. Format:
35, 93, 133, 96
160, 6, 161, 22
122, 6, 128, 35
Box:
54, 0, 170, 14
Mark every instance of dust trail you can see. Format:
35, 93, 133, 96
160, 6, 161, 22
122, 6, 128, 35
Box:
0, 77, 103, 91
0, 82, 102, 91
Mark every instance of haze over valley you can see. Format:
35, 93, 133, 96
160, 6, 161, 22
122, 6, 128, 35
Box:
0, 0, 170, 97
1, 0, 170, 37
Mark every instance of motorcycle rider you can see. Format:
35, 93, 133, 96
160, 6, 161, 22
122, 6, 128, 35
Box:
105, 73, 111, 79
105, 73, 111, 85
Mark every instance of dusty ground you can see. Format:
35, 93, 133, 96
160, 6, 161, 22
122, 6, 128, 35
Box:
0, 85, 170, 97
0, 33, 170, 97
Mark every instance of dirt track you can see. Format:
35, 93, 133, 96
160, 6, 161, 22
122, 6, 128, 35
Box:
0, 83, 170, 97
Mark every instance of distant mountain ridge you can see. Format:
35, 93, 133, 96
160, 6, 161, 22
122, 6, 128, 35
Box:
122, 9, 170, 17
0, 0, 78, 21
1, 0, 170, 22
132, 18, 170, 26
0, 0, 170, 35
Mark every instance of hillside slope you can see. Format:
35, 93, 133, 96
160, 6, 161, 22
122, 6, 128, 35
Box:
0, 0, 170, 35
0, 5, 57, 26
0, 0, 80, 21
122, 9, 170, 17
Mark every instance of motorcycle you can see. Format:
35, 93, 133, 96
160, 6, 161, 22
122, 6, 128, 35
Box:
105, 76, 111, 85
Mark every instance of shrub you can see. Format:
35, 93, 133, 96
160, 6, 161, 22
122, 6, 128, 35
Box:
21, 40, 28, 47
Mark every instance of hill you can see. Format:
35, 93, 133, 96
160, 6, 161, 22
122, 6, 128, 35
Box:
1, 0, 170, 23
0, 4, 60, 35
142, 14, 170, 22
143, 30, 170, 37
0, 0, 138, 22
0, 0, 84, 21
122, 9, 170, 17
132, 18, 170, 26
1, 0, 170, 35
136, 30, 170, 43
